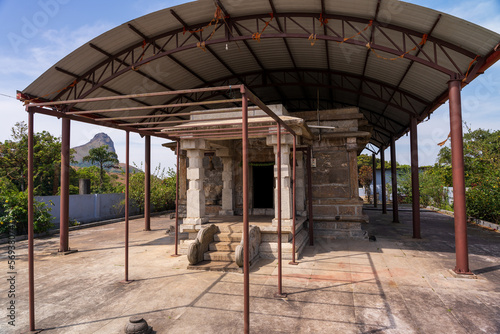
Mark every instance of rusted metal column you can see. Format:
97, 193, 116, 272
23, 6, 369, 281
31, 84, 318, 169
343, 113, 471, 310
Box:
27, 109, 35, 332
381, 147, 387, 214
173, 140, 180, 256
449, 78, 471, 274
241, 87, 250, 334
144, 135, 151, 231
59, 118, 70, 252
124, 131, 130, 282
410, 117, 421, 239
372, 153, 377, 208
307, 147, 314, 245
289, 135, 298, 265
390, 137, 399, 223
276, 123, 285, 297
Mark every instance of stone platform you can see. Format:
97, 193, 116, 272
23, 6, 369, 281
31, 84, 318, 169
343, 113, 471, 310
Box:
180, 216, 309, 272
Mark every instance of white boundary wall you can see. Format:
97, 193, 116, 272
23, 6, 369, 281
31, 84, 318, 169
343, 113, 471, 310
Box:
35, 194, 139, 228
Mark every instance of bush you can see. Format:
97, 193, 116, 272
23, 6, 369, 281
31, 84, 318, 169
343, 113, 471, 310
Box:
127, 165, 176, 213
0, 180, 54, 236
419, 166, 449, 208
466, 180, 500, 224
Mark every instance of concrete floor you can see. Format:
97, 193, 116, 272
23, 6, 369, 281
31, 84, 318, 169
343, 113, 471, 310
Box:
1, 207, 499, 333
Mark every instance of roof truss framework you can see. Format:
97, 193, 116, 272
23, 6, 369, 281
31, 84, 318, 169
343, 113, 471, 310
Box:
25, 85, 297, 139
19, 1, 500, 148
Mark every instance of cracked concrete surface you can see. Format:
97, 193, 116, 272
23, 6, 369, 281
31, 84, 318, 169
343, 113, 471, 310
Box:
1, 207, 499, 333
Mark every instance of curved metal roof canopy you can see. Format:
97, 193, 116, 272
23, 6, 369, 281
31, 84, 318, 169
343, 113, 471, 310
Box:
18, 0, 500, 148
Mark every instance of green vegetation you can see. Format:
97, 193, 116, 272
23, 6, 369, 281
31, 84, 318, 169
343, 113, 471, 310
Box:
70, 165, 124, 194
0, 177, 54, 236
0, 122, 63, 196
0, 122, 179, 235
82, 145, 119, 191
357, 153, 403, 169
392, 127, 500, 224
358, 165, 373, 202
128, 164, 176, 213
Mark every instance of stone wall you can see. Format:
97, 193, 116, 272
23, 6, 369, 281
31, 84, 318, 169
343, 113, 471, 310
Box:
294, 107, 370, 239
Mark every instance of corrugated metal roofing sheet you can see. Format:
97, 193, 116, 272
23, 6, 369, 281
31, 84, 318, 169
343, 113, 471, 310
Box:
20, 0, 500, 148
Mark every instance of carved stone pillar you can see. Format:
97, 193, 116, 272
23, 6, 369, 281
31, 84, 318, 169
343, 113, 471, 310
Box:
347, 137, 359, 199
267, 133, 294, 226
296, 151, 306, 215
216, 148, 234, 216
182, 139, 208, 225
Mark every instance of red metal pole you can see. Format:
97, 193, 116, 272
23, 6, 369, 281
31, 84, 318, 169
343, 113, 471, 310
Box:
144, 135, 151, 231
381, 147, 387, 214
59, 117, 70, 252
410, 117, 421, 238
448, 78, 471, 275
390, 137, 399, 223
241, 87, 250, 334
372, 153, 377, 208
307, 147, 314, 245
27, 109, 35, 332
173, 140, 180, 256
289, 135, 298, 265
124, 131, 130, 282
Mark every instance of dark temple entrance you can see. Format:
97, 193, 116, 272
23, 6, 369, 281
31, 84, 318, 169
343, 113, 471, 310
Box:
252, 164, 274, 209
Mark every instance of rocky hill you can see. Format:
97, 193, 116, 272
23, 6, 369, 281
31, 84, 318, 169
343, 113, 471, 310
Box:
71, 133, 117, 167
71, 133, 142, 174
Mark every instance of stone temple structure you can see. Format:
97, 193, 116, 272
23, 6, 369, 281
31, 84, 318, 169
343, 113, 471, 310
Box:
165, 104, 371, 269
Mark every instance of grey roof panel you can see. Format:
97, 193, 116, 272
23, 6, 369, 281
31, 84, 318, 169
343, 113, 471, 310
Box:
20, 0, 500, 148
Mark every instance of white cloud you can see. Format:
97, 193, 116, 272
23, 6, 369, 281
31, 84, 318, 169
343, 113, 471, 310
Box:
0, 22, 112, 78
445, 0, 500, 33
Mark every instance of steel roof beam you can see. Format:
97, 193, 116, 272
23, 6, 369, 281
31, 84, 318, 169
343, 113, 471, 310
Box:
216, 0, 290, 107
54, 67, 152, 108
127, 23, 239, 115
27, 106, 174, 140
43, 11, 476, 107
169, 9, 245, 85
189, 68, 430, 105
357, 0, 381, 108
269, 0, 314, 110
373, 14, 442, 127
128, 23, 209, 86
89, 43, 174, 93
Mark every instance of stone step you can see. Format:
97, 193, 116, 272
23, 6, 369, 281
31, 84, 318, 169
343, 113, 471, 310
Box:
187, 260, 242, 273
213, 233, 242, 242
209, 241, 240, 251
204, 251, 236, 262
215, 224, 244, 233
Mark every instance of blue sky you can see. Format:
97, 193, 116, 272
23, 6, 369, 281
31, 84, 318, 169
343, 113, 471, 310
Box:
0, 0, 499, 169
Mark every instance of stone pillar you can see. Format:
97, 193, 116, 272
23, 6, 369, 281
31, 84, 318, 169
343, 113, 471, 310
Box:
267, 133, 294, 226
181, 139, 208, 225
216, 148, 234, 216
347, 137, 359, 199
179, 151, 187, 204
296, 151, 306, 215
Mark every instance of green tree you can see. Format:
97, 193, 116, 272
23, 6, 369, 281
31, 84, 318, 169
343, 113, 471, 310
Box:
82, 145, 119, 192
357, 153, 393, 169
70, 166, 124, 194
358, 165, 373, 202
128, 165, 176, 213
459, 127, 500, 223
405, 127, 500, 223
0, 122, 63, 196
0, 177, 54, 236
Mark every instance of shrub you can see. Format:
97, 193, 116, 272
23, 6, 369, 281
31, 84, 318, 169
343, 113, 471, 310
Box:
127, 165, 176, 213
466, 180, 500, 224
0, 182, 54, 236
